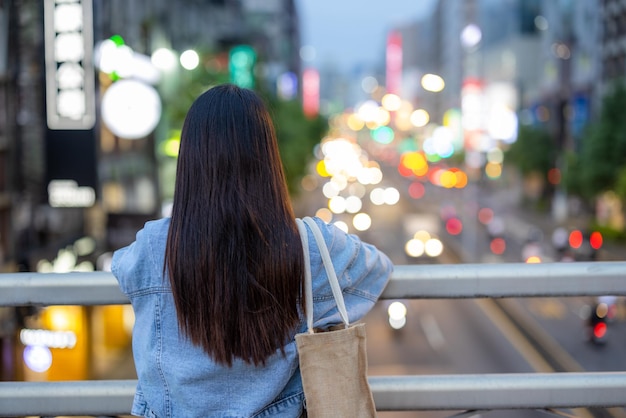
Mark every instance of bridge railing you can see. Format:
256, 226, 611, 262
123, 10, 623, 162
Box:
1, 261, 626, 417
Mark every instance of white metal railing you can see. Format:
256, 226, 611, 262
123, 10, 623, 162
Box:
1, 261, 626, 417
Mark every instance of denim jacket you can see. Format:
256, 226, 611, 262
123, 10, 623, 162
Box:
111, 216, 393, 418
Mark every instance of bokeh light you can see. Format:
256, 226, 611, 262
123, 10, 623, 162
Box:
151, 47, 177, 71
405, 238, 425, 257
490, 238, 506, 255
590, 231, 603, 250
445, 217, 463, 235
381, 93, 402, 111
345, 195, 363, 213
408, 182, 425, 199
353, 213, 372, 231
425, 238, 444, 257
478, 207, 494, 225
328, 196, 347, 214
315, 208, 333, 223
383, 187, 400, 205
421, 73, 445, 92
179, 49, 199, 70
410, 109, 430, 127
371, 126, 394, 144
569, 229, 583, 248
548, 168, 561, 185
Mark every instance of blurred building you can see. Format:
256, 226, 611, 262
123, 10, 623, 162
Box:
395, 0, 604, 153
0, 0, 300, 381
600, 1, 626, 93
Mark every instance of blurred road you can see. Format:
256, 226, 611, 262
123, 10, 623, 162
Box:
294, 159, 626, 418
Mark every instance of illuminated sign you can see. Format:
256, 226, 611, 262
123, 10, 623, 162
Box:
48, 179, 96, 207
20, 328, 77, 349
44, 0, 95, 130
302, 68, 319, 118
386, 31, 402, 95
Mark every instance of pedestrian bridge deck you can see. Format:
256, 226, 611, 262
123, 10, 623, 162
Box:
1, 261, 626, 417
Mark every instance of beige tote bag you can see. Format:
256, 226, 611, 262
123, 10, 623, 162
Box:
295, 217, 377, 418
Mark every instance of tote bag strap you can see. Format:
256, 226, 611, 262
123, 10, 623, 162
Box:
296, 217, 350, 334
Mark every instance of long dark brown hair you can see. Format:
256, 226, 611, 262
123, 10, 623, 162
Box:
165, 84, 304, 366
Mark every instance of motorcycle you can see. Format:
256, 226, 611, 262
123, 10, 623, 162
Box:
582, 300, 611, 345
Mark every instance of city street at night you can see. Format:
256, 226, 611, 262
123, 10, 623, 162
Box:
2, 0, 626, 416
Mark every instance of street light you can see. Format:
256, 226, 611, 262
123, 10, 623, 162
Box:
101, 79, 162, 140
179, 49, 199, 70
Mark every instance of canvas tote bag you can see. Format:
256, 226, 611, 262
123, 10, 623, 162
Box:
295, 217, 377, 418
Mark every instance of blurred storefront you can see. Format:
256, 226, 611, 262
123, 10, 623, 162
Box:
0, 0, 301, 381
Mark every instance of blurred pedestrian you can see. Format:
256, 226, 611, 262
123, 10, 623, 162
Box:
111, 83, 393, 417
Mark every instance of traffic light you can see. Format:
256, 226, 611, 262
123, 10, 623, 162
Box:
229, 45, 256, 88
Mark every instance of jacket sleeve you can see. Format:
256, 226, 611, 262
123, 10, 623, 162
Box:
111, 223, 162, 296
306, 217, 394, 330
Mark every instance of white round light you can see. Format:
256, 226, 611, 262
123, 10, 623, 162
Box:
328, 196, 347, 214
461, 24, 482, 49
353, 213, 372, 231
384, 187, 400, 205
23, 345, 53, 373
345, 196, 363, 214
101, 80, 162, 139
151, 48, 177, 71
180, 49, 200, 70
388, 301, 408, 320
425, 238, 444, 257
405, 239, 425, 257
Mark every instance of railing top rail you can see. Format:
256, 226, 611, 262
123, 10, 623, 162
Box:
1, 372, 626, 416
1, 261, 625, 306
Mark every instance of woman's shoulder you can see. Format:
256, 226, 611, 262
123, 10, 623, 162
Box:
111, 217, 170, 291
143, 217, 170, 236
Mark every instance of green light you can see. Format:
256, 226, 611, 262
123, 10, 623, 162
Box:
109, 34, 125, 47
398, 138, 418, 153
370, 126, 394, 144
426, 153, 441, 163
161, 131, 181, 157
229, 45, 256, 88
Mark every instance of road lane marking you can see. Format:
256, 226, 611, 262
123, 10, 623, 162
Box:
476, 299, 599, 418
420, 314, 446, 350
474, 299, 553, 373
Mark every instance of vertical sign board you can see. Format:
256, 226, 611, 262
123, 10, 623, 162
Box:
302, 68, 319, 118
43, 0, 97, 208
386, 31, 402, 96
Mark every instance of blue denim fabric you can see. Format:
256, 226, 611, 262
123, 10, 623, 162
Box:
111, 216, 393, 418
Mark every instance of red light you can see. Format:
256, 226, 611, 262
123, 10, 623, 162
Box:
408, 182, 425, 199
590, 231, 603, 250
445, 217, 463, 235
547, 168, 561, 185
397, 163, 413, 177
569, 230, 583, 249
490, 238, 506, 255
593, 322, 607, 339
477, 207, 494, 225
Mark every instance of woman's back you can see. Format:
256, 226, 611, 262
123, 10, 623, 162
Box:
111, 84, 393, 417
112, 217, 392, 417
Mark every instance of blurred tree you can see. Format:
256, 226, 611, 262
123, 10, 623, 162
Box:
265, 95, 327, 196
562, 149, 582, 197
616, 167, 626, 205
578, 83, 626, 200
157, 48, 326, 197
505, 124, 556, 178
